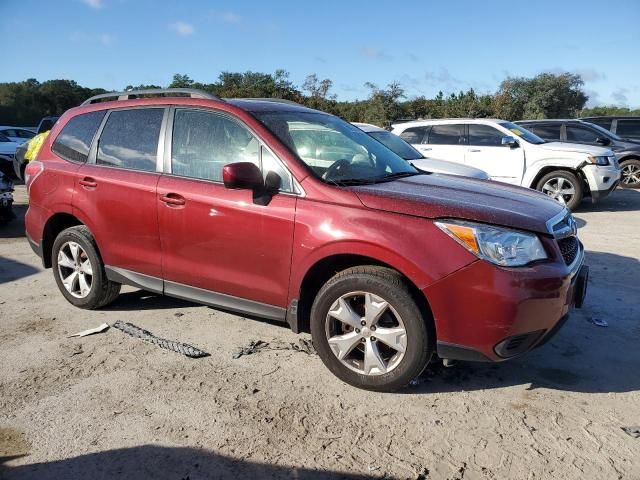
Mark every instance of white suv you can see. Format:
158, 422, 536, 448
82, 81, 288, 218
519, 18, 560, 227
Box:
392, 119, 621, 210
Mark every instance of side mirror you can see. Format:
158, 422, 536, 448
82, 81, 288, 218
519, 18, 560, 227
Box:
223, 162, 263, 191
264, 170, 282, 193
596, 137, 611, 146
501, 136, 518, 148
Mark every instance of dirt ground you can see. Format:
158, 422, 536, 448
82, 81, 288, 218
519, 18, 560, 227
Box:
1, 185, 639, 480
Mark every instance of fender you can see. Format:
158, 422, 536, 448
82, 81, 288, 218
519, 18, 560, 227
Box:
522, 157, 583, 188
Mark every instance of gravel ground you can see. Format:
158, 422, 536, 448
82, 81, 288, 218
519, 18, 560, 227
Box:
1, 185, 639, 480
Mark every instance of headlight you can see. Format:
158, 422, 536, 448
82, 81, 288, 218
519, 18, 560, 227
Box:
586, 155, 611, 166
435, 220, 547, 267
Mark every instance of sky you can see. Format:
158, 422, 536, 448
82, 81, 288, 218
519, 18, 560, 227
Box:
2, 0, 639, 107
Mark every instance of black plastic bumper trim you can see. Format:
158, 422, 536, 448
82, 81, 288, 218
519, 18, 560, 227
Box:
437, 341, 492, 362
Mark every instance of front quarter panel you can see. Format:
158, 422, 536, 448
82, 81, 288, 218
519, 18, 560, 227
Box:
288, 196, 477, 305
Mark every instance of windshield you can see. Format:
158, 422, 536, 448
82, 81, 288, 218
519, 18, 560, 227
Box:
368, 131, 423, 161
499, 121, 546, 144
583, 122, 623, 141
253, 111, 419, 185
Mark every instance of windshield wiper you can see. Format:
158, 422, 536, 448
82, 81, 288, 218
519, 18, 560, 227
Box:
373, 171, 423, 182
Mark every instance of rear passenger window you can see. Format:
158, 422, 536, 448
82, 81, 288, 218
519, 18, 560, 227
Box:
528, 124, 561, 141
468, 124, 504, 146
52, 111, 106, 163
428, 124, 465, 145
96, 108, 163, 172
399, 127, 428, 144
616, 119, 640, 139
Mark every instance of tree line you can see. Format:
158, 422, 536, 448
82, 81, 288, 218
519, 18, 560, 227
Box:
0, 71, 637, 127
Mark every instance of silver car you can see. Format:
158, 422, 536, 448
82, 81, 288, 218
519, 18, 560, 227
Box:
353, 122, 489, 180
353, 123, 489, 180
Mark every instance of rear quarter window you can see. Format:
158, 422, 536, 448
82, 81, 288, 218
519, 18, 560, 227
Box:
52, 111, 106, 162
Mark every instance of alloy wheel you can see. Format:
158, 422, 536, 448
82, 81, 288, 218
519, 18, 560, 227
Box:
325, 291, 407, 376
57, 241, 93, 298
541, 177, 576, 205
621, 163, 640, 186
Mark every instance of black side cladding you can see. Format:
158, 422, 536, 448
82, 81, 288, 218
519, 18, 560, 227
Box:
112, 320, 209, 358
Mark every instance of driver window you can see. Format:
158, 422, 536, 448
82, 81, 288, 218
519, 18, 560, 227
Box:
171, 109, 259, 181
468, 124, 504, 147
566, 126, 599, 144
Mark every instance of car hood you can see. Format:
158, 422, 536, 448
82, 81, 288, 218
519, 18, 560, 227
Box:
350, 174, 564, 234
410, 158, 489, 180
537, 141, 612, 156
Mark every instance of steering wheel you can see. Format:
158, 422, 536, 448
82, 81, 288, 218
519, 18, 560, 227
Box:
322, 158, 352, 181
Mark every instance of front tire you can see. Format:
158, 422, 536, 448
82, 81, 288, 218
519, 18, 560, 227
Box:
52, 226, 121, 309
620, 159, 640, 189
310, 266, 433, 392
536, 170, 583, 211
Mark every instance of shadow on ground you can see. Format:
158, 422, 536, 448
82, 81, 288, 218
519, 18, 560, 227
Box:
0, 256, 39, 284
0, 204, 26, 239
578, 187, 640, 213
0, 445, 372, 480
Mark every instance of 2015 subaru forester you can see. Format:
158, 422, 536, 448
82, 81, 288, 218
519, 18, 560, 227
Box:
25, 89, 588, 391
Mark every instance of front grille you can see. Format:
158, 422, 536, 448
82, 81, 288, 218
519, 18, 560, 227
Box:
558, 236, 579, 265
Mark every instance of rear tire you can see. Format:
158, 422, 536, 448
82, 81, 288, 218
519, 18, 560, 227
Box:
52, 226, 121, 309
536, 170, 583, 211
620, 159, 640, 189
310, 266, 433, 392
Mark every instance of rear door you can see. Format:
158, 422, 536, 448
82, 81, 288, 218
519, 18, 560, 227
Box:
425, 123, 466, 164
156, 107, 296, 311
465, 124, 525, 184
72, 107, 166, 283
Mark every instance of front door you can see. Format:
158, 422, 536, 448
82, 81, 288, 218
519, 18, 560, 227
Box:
157, 108, 297, 312
465, 124, 525, 184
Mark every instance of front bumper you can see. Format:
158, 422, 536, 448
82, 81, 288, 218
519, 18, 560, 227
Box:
581, 164, 621, 202
425, 244, 587, 362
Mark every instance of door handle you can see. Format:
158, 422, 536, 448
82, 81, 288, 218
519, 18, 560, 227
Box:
79, 177, 97, 188
159, 193, 186, 206
468, 149, 481, 153
420, 147, 432, 151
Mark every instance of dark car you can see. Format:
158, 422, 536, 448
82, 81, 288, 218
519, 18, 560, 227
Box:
581, 116, 640, 142
517, 119, 640, 188
25, 88, 587, 391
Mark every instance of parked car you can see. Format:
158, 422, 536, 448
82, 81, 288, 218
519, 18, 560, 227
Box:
517, 119, 640, 189
0, 126, 36, 144
25, 89, 588, 391
0, 132, 20, 178
35, 116, 59, 134
353, 123, 489, 180
581, 116, 640, 142
392, 119, 621, 211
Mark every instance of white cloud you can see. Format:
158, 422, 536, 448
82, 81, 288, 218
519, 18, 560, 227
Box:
169, 21, 195, 36
99, 33, 114, 46
217, 11, 242, 24
359, 47, 392, 61
81, 0, 103, 9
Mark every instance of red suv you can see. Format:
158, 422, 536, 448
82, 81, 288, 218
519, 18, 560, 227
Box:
25, 89, 588, 391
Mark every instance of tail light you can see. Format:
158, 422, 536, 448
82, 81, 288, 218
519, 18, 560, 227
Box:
25, 160, 44, 194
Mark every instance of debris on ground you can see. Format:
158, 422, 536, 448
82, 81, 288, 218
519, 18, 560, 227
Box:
68, 322, 110, 338
232, 338, 316, 359
589, 317, 608, 327
622, 426, 640, 438
112, 320, 209, 358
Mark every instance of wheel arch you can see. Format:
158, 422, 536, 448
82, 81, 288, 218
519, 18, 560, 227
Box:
528, 166, 588, 191
41, 213, 85, 268
291, 253, 433, 336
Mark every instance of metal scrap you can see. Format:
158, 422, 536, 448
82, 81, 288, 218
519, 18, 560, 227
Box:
622, 426, 640, 438
112, 320, 209, 358
232, 338, 316, 359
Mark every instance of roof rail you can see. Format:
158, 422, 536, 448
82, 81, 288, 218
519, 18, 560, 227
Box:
240, 97, 303, 106
81, 88, 221, 106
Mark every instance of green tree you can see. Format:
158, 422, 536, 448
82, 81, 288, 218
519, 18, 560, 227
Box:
363, 81, 405, 126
